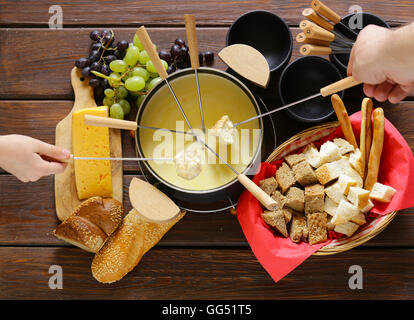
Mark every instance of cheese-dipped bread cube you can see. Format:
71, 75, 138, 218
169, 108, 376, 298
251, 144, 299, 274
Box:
210, 115, 236, 145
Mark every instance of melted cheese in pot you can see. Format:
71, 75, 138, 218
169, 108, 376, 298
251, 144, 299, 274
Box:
139, 72, 260, 191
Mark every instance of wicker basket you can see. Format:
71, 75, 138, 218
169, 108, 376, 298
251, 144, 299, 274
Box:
265, 121, 398, 256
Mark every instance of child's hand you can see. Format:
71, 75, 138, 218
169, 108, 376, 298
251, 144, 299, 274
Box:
0, 134, 70, 182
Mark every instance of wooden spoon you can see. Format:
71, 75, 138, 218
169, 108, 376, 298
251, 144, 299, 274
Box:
218, 44, 270, 88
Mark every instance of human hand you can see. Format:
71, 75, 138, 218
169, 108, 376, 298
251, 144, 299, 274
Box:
347, 24, 414, 103
0, 134, 70, 182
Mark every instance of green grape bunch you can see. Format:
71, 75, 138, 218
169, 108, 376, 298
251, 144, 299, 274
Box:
91, 33, 168, 120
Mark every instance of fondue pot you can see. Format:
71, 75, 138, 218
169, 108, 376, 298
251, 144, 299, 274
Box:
134, 67, 265, 211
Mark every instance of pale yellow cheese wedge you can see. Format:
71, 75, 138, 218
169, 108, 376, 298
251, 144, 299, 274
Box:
72, 106, 112, 200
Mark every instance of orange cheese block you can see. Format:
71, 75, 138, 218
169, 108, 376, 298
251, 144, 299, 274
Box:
72, 106, 112, 200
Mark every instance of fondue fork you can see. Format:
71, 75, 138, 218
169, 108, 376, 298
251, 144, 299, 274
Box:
184, 14, 206, 134
299, 44, 351, 56
233, 76, 362, 127
136, 26, 194, 132
83, 115, 198, 137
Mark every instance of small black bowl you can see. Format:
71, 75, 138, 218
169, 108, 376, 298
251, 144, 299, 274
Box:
330, 13, 390, 75
226, 10, 293, 73
279, 56, 344, 123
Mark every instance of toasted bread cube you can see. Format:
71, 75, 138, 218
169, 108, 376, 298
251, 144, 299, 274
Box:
259, 177, 278, 196
289, 212, 308, 243
285, 153, 306, 168
327, 215, 335, 231
337, 174, 357, 195
285, 187, 305, 212
320, 141, 341, 164
346, 167, 363, 187
334, 221, 359, 237
334, 138, 355, 155
271, 190, 287, 208
275, 162, 296, 194
325, 196, 339, 216
361, 199, 374, 214
369, 182, 396, 203
261, 211, 288, 237
347, 187, 370, 209
303, 143, 323, 168
293, 161, 318, 187
331, 200, 360, 225
349, 148, 364, 177
307, 212, 327, 245
351, 212, 366, 226
281, 207, 294, 224
305, 183, 325, 214
325, 182, 346, 204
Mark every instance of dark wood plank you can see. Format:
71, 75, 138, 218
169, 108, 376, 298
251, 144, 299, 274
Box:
0, 174, 413, 247
0, 247, 413, 299
0, 0, 412, 27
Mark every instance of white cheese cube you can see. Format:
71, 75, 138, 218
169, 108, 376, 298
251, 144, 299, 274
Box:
369, 182, 396, 203
331, 200, 360, 225
334, 221, 360, 237
337, 174, 357, 195
347, 186, 370, 209
320, 141, 341, 164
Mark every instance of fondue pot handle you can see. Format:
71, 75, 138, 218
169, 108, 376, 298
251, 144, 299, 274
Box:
237, 174, 279, 211
184, 14, 200, 70
84, 114, 137, 130
320, 76, 362, 97
136, 26, 169, 80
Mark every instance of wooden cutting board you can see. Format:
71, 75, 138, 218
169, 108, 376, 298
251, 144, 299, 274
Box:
54, 67, 123, 221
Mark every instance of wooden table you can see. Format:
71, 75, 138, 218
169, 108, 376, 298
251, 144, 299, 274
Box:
0, 0, 413, 300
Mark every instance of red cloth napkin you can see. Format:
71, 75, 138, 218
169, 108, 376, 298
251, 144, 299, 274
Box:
237, 111, 414, 283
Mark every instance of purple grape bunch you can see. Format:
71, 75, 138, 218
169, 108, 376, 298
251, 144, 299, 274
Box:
74, 29, 128, 102
159, 38, 214, 75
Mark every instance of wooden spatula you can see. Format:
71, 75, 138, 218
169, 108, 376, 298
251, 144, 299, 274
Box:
218, 44, 270, 88
129, 177, 180, 222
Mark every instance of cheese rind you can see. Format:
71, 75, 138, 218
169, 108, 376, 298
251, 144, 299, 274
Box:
72, 107, 112, 200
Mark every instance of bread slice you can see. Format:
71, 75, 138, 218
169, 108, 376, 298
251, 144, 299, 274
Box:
324, 196, 339, 216
276, 162, 296, 193
285, 153, 306, 168
91, 210, 145, 283
285, 187, 305, 212
331, 200, 360, 225
349, 148, 364, 177
53, 215, 107, 253
259, 177, 278, 196
334, 221, 359, 237
282, 207, 294, 224
319, 141, 341, 164
73, 196, 124, 236
289, 212, 308, 243
307, 212, 327, 245
369, 182, 396, 203
337, 174, 357, 195
303, 143, 323, 168
334, 138, 355, 155
262, 210, 288, 237
325, 182, 346, 204
347, 187, 370, 210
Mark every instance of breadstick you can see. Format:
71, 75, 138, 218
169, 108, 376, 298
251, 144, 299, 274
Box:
331, 94, 358, 148
360, 98, 373, 179
364, 108, 384, 191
